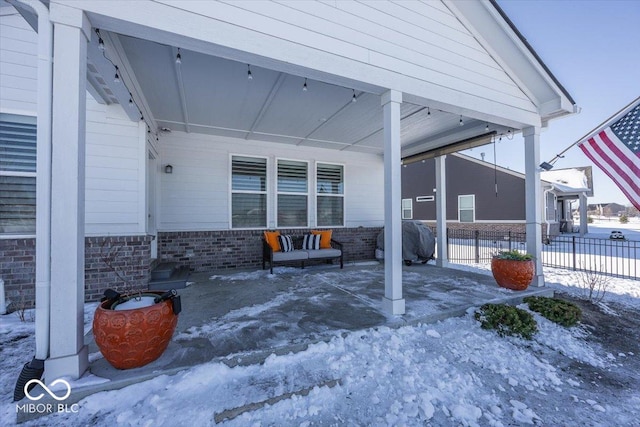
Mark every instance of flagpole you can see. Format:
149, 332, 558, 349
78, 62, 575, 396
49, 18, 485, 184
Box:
544, 95, 640, 166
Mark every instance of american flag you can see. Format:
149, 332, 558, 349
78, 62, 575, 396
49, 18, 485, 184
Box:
578, 98, 640, 210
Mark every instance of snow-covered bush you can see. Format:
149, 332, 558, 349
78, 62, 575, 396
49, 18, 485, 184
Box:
474, 303, 538, 340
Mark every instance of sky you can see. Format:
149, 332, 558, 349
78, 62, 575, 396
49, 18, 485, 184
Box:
461, 0, 640, 206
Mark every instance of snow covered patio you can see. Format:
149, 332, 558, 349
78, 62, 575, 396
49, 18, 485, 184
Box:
76, 263, 553, 404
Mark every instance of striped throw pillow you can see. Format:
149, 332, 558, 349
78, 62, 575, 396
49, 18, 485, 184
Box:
278, 235, 294, 252
302, 234, 321, 250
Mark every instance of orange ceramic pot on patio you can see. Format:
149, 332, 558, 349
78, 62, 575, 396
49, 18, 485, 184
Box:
93, 291, 178, 369
491, 258, 535, 291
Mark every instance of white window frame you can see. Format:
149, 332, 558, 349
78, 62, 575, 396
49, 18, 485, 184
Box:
0, 113, 37, 237
416, 196, 434, 202
276, 158, 309, 228
402, 198, 413, 219
229, 154, 269, 229
458, 194, 475, 223
315, 162, 345, 228
545, 191, 557, 221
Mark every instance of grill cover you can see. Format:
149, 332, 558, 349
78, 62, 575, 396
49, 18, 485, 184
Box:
376, 221, 436, 263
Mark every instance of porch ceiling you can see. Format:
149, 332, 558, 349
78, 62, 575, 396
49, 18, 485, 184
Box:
90, 32, 511, 157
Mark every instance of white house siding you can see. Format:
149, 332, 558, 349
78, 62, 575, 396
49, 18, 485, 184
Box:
69, 0, 540, 126
0, 10, 37, 115
1, 11, 146, 236
159, 131, 384, 231
85, 99, 146, 236
0, 11, 149, 305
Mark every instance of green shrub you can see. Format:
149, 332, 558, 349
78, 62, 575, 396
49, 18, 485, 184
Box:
493, 250, 533, 261
524, 296, 581, 327
587, 216, 594, 224
474, 303, 538, 340
619, 214, 629, 224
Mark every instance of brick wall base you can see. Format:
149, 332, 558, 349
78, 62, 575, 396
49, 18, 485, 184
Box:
84, 235, 151, 302
0, 235, 151, 309
0, 238, 36, 310
158, 227, 383, 272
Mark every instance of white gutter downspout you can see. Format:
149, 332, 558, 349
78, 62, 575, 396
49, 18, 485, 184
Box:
10, 0, 53, 363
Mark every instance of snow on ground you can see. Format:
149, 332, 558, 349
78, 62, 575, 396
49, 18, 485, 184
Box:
586, 218, 640, 240
1, 262, 639, 426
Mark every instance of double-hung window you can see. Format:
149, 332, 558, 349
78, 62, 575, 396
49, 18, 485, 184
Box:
277, 159, 308, 227
316, 163, 344, 227
231, 156, 267, 228
401, 198, 413, 219
0, 114, 37, 235
545, 192, 557, 221
458, 194, 475, 223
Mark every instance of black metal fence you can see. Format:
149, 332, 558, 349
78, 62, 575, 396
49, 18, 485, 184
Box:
446, 228, 639, 280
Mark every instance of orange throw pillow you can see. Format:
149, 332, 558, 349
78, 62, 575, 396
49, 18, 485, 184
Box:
311, 230, 332, 249
264, 231, 281, 252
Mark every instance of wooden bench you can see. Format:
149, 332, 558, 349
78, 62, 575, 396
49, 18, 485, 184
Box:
262, 236, 343, 274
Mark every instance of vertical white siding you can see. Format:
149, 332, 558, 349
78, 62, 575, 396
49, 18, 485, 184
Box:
159, 131, 384, 231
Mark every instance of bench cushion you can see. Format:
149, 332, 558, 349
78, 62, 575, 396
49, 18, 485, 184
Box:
306, 248, 342, 259
273, 250, 309, 262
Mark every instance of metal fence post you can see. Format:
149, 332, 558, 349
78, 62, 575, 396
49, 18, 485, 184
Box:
508, 230, 512, 251
475, 230, 480, 263
572, 235, 576, 271
446, 228, 450, 260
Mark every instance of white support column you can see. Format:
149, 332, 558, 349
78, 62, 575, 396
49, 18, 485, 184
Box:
435, 155, 448, 267
45, 4, 91, 381
579, 193, 588, 235
382, 90, 405, 315
523, 126, 544, 287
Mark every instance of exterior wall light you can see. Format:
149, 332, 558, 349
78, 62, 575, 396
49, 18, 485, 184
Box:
165, 165, 173, 174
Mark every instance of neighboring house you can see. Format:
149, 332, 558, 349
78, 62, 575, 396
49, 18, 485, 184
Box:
401, 153, 592, 237
541, 167, 593, 234
0, 0, 575, 381
587, 203, 627, 217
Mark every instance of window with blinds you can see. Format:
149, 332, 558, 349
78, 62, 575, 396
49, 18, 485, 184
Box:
458, 194, 475, 223
231, 156, 267, 228
277, 159, 308, 227
0, 114, 37, 234
317, 163, 344, 227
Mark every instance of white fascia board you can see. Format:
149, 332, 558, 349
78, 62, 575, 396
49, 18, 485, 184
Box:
446, 0, 575, 121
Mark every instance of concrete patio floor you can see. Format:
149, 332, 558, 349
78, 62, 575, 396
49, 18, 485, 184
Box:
27, 261, 554, 418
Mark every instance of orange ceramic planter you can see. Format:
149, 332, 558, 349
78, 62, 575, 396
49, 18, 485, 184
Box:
93, 292, 178, 369
491, 258, 535, 291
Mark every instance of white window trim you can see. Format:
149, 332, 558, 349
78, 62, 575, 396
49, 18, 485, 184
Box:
402, 198, 413, 219
275, 157, 310, 228
416, 195, 434, 202
228, 154, 269, 230
315, 161, 345, 228
458, 194, 475, 223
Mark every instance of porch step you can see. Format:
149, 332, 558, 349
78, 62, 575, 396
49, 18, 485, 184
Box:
148, 265, 190, 290
151, 262, 178, 280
